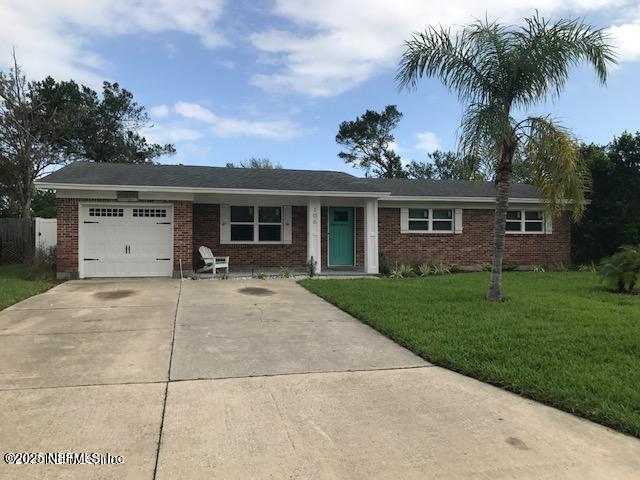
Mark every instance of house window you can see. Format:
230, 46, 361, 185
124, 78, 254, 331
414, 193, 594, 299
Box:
408, 208, 453, 232
89, 207, 123, 217
230, 206, 282, 243
132, 208, 167, 218
506, 210, 544, 233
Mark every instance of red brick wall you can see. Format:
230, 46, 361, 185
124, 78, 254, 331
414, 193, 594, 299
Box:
173, 201, 193, 272
55, 198, 193, 277
56, 198, 79, 278
378, 208, 571, 267
192, 204, 308, 270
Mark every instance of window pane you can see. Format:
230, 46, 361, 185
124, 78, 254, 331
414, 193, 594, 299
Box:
231, 206, 253, 222
231, 224, 254, 241
408, 209, 429, 219
259, 224, 281, 241
433, 209, 452, 220
506, 210, 521, 220
259, 206, 281, 223
525, 211, 543, 221
506, 222, 522, 232
333, 210, 349, 222
432, 220, 453, 231
525, 222, 543, 232
408, 220, 429, 231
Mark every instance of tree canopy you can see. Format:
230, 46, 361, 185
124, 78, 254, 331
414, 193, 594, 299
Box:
226, 157, 283, 169
0, 56, 175, 217
336, 105, 407, 178
573, 133, 640, 263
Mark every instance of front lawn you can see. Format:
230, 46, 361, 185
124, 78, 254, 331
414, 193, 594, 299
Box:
299, 272, 640, 437
0, 264, 56, 311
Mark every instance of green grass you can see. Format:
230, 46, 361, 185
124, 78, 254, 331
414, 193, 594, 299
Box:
0, 264, 56, 311
299, 272, 640, 437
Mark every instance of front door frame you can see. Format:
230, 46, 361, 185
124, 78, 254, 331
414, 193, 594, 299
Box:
327, 206, 356, 268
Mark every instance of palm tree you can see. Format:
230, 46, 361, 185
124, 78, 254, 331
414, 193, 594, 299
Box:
396, 13, 615, 301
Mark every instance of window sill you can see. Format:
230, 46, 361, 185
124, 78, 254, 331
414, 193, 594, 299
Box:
505, 231, 547, 235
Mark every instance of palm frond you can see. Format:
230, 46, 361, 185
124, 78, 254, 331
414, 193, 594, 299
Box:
510, 13, 616, 107
521, 116, 589, 219
459, 103, 514, 160
396, 21, 502, 104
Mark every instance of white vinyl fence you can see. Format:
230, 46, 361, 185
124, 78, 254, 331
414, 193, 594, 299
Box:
35, 217, 57, 251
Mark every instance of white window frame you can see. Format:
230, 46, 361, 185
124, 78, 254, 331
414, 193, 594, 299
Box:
406, 208, 454, 233
229, 205, 284, 244
505, 209, 546, 234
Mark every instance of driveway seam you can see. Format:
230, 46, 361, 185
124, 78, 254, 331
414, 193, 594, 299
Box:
152, 278, 182, 480
0, 366, 434, 395
0, 327, 174, 337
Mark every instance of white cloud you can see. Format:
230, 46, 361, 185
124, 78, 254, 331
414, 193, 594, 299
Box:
0, 0, 225, 85
174, 101, 306, 140
252, 0, 629, 97
607, 6, 640, 62
415, 131, 441, 153
141, 123, 204, 144
150, 104, 171, 118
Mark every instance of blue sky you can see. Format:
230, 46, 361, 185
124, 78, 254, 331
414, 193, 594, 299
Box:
2, 0, 639, 175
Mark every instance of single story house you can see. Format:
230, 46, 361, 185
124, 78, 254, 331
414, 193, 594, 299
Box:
35, 161, 570, 279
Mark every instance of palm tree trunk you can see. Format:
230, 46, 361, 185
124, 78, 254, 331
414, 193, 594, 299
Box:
487, 147, 514, 301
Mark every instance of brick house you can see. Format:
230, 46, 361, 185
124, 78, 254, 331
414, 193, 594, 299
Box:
36, 162, 570, 279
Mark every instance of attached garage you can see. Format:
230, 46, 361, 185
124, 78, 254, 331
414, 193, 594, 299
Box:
79, 203, 174, 278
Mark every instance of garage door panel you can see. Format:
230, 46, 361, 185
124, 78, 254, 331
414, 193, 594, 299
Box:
81, 205, 173, 278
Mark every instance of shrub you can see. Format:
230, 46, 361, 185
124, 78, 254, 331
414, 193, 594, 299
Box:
502, 261, 520, 271
306, 256, 318, 277
431, 262, 452, 275
256, 272, 267, 280
417, 263, 433, 276
390, 262, 414, 278
578, 262, 597, 272
279, 266, 292, 278
598, 245, 640, 293
379, 252, 391, 276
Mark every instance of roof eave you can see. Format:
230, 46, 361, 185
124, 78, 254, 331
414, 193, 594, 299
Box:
34, 181, 392, 198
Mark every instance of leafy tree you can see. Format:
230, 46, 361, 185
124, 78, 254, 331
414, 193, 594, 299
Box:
33, 77, 175, 164
31, 189, 56, 218
336, 105, 407, 178
0, 55, 59, 218
407, 150, 490, 180
226, 157, 283, 169
397, 13, 614, 301
0, 56, 175, 218
573, 134, 640, 263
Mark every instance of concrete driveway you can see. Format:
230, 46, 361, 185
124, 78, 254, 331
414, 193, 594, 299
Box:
0, 278, 639, 479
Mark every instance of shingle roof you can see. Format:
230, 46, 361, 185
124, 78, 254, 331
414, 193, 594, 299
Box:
38, 161, 389, 193
363, 177, 540, 198
37, 161, 541, 199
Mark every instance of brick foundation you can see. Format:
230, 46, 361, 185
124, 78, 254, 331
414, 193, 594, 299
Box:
378, 208, 571, 267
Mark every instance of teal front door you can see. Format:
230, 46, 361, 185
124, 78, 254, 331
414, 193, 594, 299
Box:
329, 207, 354, 266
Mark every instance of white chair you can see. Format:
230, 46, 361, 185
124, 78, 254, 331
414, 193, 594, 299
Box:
197, 246, 230, 275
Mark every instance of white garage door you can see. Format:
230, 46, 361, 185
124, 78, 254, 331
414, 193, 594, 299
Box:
80, 204, 173, 278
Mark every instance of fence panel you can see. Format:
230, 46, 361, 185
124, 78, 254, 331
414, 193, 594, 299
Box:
35, 217, 57, 251
0, 218, 35, 263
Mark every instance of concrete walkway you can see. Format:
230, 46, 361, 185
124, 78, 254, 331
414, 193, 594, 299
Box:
0, 278, 638, 479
